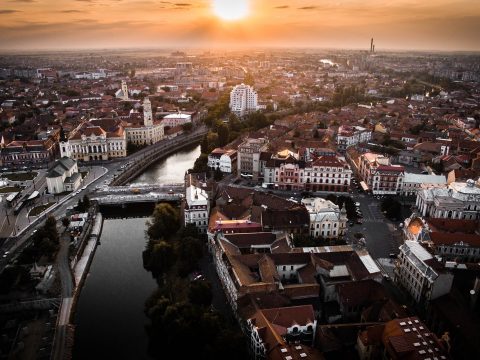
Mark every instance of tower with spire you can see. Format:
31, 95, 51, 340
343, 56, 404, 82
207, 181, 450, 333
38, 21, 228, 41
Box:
143, 97, 153, 127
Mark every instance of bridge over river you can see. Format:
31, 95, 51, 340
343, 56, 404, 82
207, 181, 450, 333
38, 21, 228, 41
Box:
92, 183, 185, 205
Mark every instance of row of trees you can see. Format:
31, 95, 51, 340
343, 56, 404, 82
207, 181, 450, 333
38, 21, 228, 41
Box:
142, 203, 247, 359
18, 215, 60, 264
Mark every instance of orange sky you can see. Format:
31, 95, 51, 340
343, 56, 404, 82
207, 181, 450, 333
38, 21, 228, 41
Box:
1, 0, 479, 51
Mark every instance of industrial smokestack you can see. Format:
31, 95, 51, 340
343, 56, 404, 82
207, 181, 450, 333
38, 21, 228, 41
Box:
373, 44, 375, 53
370, 38, 373, 52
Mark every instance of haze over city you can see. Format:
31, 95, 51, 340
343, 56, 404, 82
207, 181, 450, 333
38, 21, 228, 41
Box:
1, 0, 479, 51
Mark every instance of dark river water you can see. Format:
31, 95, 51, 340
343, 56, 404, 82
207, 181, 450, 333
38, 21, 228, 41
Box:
73, 145, 200, 359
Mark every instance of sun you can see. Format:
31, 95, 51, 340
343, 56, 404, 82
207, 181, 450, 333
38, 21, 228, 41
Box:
212, 0, 250, 21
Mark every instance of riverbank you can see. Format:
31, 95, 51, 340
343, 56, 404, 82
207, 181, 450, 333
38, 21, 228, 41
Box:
51, 212, 103, 360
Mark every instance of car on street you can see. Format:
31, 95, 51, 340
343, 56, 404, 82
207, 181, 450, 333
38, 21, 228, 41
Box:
2, 251, 9, 258
389, 253, 397, 259
355, 202, 361, 207
349, 221, 354, 227
356, 219, 363, 224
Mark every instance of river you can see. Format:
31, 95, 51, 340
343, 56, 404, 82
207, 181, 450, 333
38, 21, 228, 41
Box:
130, 144, 201, 185
73, 145, 200, 359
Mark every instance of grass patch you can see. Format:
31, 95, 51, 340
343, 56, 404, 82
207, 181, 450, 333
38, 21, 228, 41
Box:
3, 172, 38, 182
0, 186, 22, 194
28, 202, 56, 217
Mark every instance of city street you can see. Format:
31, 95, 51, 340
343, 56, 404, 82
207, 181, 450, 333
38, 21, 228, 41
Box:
344, 193, 404, 259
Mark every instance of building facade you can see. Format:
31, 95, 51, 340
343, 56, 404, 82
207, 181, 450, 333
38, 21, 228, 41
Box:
395, 241, 453, 305
46, 156, 81, 194
415, 179, 480, 219
303, 155, 352, 193
302, 197, 348, 239
237, 138, 268, 181
124, 98, 164, 146
337, 125, 372, 152
229, 83, 258, 117
359, 153, 404, 195
60, 119, 127, 161
184, 185, 210, 233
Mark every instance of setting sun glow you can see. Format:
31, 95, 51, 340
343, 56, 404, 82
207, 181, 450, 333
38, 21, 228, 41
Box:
212, 0, 250, 21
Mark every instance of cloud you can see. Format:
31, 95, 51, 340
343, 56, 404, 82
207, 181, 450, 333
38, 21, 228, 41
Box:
59, 10, 88, 14
174, 3, 191, 6
8, 0, 36, 3
274, 5, 289, 9
0, 9, 20, 14
298, 6, 317, 10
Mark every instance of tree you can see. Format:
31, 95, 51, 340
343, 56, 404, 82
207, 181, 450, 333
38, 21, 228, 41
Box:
190, 153, 209, 174
62, 217, 71, 228
217, 123, 229, 147
213, 167, 223, 181
176, 236, 204, 277
182, 122, 193, 133
188, 280, 212, 307
144, 240, 176, 276
147, 203, 180, 240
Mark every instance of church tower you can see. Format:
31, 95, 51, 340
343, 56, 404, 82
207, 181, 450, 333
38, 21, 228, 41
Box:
143, 97, 153, 127
121, 80, 129, 100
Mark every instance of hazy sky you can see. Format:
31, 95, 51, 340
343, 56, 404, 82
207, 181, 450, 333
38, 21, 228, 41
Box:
1, 0, 479, 51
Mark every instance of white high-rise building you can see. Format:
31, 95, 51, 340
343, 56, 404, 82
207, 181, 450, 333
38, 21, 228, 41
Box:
229, 83, 258, 117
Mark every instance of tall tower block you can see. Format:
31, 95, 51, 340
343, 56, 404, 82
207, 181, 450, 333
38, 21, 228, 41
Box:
143, 98, 153, 127
370, 38, 374, 52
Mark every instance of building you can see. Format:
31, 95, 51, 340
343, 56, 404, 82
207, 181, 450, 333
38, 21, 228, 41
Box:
403, 216, 480, 263
0, 139, 55, 168
357, 316, 450, 360
230, 83, 258, 117
60, 119, 127, 162
124, 98, 164, 146
115, 80, 129, 100
246, 305, 321, 360
161, 112, 191, 128
184, 185, 210, 233
46, 157, 81, 194
337, 125, 371, 153
359, 153, 404, 195
207, 148, 237, 174
303, 155, 352, 193
401, 173, 447, 196
415, 179, 480, 219
237, 138, 269, 181
302, 197, 348, 239
395, 241, 453, 305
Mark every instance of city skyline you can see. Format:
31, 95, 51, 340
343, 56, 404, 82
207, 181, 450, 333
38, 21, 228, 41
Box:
1, 0, 479, 51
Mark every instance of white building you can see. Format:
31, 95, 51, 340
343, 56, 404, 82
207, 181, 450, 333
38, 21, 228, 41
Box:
161, 112, 191, 128
395, 240, 453, 304
301, 197, 348, 239
229, 83, 258, 117
124, 98, 164, 146
337, 125, 372, 152
415, 179, 480, 219
303, 155, 352, 193
60, 119, 127, 162
184, 185, 210, 233
46, 157, 81, 194
401, 173, 447, 196
207, 148, 237, 174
